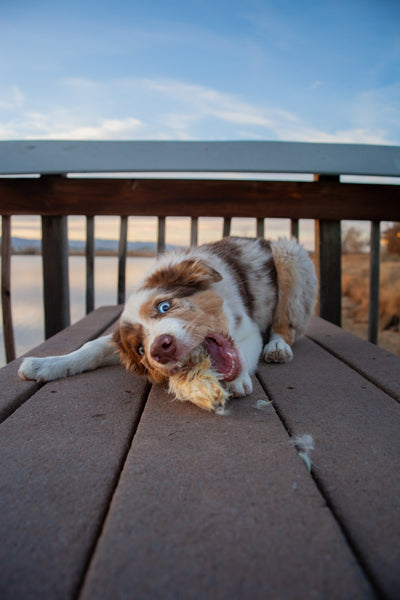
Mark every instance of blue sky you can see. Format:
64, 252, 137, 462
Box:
1, 0, 399, 143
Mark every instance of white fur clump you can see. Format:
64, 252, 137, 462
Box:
253, 399, 273, 410
291, 434, 314, 472
215, 406, 231, 416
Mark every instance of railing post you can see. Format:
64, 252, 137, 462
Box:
314, 175, 342, 326
42, 214, 71, 338
1, 215, 16, 362
368, 221, 380, 344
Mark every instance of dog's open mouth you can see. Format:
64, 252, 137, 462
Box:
203, 334, 241, 382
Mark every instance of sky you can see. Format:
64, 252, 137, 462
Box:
1, 0, 399, 144
1, 0, 399, 246
1, 0, 399, 362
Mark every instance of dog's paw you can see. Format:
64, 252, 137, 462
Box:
18, 357, 65, 383
263, 335, 293, 364
228, 372, 253, 397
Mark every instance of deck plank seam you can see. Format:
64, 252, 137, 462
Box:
255, 371, 384, 600
0, 383, 42, 424
305, 333, 400, 404
73, 380, 152, 600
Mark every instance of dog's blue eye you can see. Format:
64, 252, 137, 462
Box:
157, 301, 171, 314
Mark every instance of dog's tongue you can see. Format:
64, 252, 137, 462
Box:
204, 334, 241, 382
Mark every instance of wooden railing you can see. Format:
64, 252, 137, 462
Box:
1, 141, 400, 363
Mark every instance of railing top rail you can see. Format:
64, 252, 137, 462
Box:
1, 140, 400, 178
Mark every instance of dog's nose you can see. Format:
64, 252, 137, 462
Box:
150, 334, 177, 364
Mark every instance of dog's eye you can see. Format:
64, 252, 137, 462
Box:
157, 301, 171, 314
137, 345, 144, 356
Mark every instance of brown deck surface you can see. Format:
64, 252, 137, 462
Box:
0, 309, 399, 600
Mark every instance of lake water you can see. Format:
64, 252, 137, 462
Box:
0, 255, 156, 367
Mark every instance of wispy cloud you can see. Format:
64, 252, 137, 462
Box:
0, 77, 396, 145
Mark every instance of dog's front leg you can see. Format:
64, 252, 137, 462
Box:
18, 334, 119, 382
228, 327, 263, 397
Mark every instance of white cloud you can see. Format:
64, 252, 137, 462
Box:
0, 112, 144, 140
45, 117, 143, 140
139, 78, 395, 144
0, 77, 396, 145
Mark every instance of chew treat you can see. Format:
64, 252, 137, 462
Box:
168, 347, 229, 412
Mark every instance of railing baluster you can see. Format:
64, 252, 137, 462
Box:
41, 215, 70, 338
190, 217, 198, 247
86, 216, 95, 313
368, 221, 381, 344
291, 219, 299, 240
118, 216, 128, 305
256, 218, 265, 238
223, 217, 231, 237
157, 216, 166, 255
1, 215, 16, 362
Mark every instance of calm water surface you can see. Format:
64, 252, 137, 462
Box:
0, 255, 155, 367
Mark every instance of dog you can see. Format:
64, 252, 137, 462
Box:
19, 236, 317, 412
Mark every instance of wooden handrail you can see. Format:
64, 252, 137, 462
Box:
1, 141, 399, 176
0, 178, 399, 220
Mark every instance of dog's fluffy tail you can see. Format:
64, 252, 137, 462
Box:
270, 238, 317, 345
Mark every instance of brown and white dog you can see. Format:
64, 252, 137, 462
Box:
19, 237, 317, 412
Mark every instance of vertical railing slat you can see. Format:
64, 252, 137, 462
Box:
117, 216, 128, 305
86, 216, 95, 313
290, 219, 299, 240
41, 215, 71, 338
223, 217, 231, 237
190, 217, 198, 247
157, 216, 166, 255
368, 221, 381, 344
256, 218, 265, 238
1, 216, 16, 362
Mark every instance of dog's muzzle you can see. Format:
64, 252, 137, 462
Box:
150, 334, 177, 364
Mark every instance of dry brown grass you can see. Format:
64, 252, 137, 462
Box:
341, 252, 400, 355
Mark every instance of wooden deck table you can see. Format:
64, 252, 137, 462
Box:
0, 306, 399, 600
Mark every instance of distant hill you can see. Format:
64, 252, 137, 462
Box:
8, 237, 178, 255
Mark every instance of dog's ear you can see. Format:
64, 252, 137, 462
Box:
112, 322, 147, 376
176, 259, 223, 287
143, 259, 222, 291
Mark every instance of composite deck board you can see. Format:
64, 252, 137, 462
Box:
0, 305, 122, 422
80, 379, 373, 600
257, 335, 400, 599
0, 364, 148, 600
306, 316, 400, 402
1, 310, 398, 599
